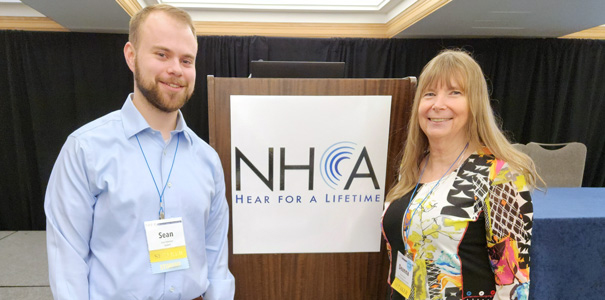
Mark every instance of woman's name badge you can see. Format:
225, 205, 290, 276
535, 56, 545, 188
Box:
144, 217, 190, 274
391, 251, 413, 298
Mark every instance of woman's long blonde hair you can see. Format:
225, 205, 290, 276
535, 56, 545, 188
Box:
386, 49, 540, 202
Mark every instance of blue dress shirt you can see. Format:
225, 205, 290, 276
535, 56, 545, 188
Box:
45, 95, 235, 300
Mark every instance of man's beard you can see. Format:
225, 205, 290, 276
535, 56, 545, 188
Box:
134, 61, 193, 113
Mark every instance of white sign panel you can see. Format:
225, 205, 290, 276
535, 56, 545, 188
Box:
230, 95, 391, 254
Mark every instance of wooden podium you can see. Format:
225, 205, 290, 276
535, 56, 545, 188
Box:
207, 76, 416, 300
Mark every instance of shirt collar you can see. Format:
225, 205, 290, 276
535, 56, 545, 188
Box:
121, 94, 194, 145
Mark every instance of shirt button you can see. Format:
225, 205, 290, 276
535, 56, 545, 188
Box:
169, 286, 175, 292
168, 182, 172, 188
163, 150, 167, 156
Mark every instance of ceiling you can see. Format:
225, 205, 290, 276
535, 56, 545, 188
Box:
0, 0, 604, 39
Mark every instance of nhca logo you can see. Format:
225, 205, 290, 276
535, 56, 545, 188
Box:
235, 141, 380, 191
320, 142, 379, 190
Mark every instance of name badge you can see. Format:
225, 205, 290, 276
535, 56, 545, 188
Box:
144, 217, 190, 274
391, 251, 413, 298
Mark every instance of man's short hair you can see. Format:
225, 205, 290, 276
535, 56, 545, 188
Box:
129, 4, 196, 48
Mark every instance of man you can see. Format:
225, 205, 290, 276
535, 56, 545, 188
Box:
44, 4, 235, 299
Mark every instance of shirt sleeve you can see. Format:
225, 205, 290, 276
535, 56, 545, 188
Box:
45, 136, 95, 299
203, 155, 235, 300
485, 161, 533, 300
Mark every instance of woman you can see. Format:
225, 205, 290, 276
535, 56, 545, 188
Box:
382, 49, 539, 300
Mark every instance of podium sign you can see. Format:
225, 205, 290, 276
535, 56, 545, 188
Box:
208, 76, 416, 300
230, 95, 391, 254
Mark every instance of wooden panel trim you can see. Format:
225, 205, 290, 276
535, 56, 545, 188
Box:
385, 0, 452, 38
560, 25, 605, 40
194, 21, 388, 38
115, 0, 142, 17
0, 16, 67, 32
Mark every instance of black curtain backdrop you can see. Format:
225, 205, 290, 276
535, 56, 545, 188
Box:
2, 31, 604, 230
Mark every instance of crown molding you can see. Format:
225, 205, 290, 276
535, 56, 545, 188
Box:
560, 25, 605, 40
116, 0, 388, 38
385, 0, 451, 37
116, 0, 142, 17
0, 16, 67, 31
194, 21, 388, 38
116, 0, 447, 38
